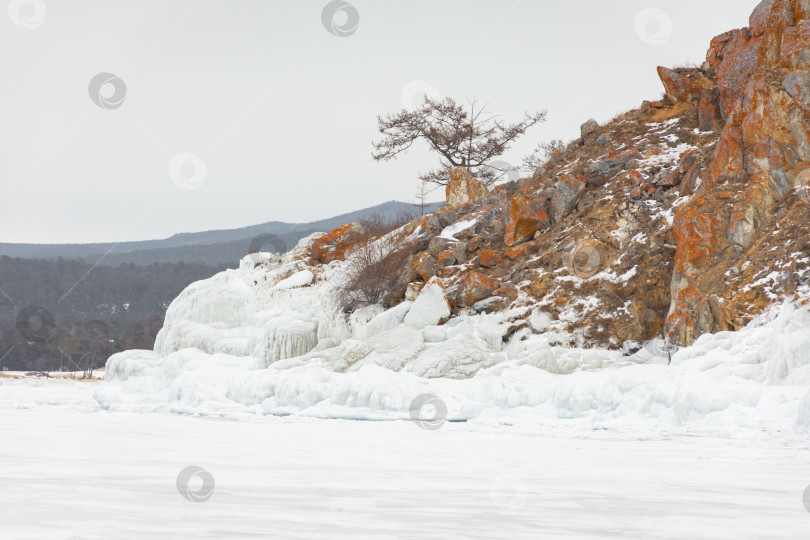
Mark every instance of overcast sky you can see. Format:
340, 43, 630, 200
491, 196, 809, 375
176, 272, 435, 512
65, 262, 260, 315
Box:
0, 0, 758, 244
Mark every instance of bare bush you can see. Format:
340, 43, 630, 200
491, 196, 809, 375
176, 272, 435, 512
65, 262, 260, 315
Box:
359, 210, 418, 241
522, 139, 567, 170
333, 232, 411, 313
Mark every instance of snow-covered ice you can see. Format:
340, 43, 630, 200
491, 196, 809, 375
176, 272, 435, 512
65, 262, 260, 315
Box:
93, 236, 810, 437
3, 378, 810, 539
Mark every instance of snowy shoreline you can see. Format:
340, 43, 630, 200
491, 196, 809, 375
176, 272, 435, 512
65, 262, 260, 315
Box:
85, 237, 810, 438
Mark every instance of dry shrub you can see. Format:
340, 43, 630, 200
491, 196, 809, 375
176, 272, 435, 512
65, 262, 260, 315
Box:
333, 230, 411, 313
523, 139, 567, 171
359, 210, 418, 240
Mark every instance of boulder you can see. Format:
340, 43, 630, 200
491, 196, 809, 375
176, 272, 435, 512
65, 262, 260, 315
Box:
678, 150, 703, 194
657, 67, 713, 102
411, 214, 443, 239
596, 133, 612, 146
404, 277, 450, 329
447, 270, 501, 307
446, 167, 488, 209
311, 222, 365, 263
466, 234, 487, 252
416, 253, 437, 281
437, 250, 457, 268
433, 206, 458, 227
478, 249, 503, 268
504, 195, 550, 246
580, 118, 600, 137
586, 148, 642, 187
428, 236, 455, 257
549, 174, 587, 221
504, 244, 529, 259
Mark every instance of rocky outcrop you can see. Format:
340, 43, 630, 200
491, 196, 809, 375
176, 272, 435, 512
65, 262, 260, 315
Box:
549, 174, 586, 221
310, 0, 809, 351
311, 222, 365, 263
586, 148, 642, 187
446, 167, 488, 209
662, 0, 810, 344
446, 270, 500, 308
580, 118, 600, 137
657, 67, 714, 102
504, 195, 549, 245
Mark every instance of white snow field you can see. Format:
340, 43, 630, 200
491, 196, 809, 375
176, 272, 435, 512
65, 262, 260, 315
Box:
2, 379, 810, 539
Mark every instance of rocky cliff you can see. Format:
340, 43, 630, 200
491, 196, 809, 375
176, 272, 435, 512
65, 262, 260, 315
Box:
311, 0, 810, 349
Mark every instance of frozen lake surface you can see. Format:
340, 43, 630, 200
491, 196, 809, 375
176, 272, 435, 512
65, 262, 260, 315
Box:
2, 378, 810, 539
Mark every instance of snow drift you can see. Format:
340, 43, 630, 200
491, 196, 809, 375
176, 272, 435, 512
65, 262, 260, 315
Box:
96, 235, 810, 435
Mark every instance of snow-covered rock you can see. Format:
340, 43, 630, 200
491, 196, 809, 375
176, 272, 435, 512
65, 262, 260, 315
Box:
404, 278, 450, 329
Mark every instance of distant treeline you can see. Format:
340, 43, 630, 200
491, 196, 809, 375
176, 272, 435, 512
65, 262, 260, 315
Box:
0, 256, 225, 372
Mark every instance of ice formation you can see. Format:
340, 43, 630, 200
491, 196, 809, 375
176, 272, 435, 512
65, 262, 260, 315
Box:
96, 235, 810, 435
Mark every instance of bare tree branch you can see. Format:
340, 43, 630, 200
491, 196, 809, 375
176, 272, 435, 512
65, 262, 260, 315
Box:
371, 96, 546, 187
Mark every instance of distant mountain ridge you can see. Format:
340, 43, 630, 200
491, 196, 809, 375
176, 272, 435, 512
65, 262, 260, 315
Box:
0, 200, 443, 267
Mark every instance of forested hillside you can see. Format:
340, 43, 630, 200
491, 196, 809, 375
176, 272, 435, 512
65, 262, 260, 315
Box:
0, 256, 225, 372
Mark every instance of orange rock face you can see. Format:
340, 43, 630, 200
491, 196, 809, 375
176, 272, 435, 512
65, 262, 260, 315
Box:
749, 0, 795, 38
663, 0, 810, 344
504, 196, 549, 246
478, 249, 503, 268
446, 167, 488, 209
780, 19, 810, 67
416, 253, 437, 281
709, 126, 744, 181
437, 250, 457, 268
311, 222, 365, 263
657, 67, 713, 102
504, 244, 529, 259
448, 270, 501, 307
698, 90, 722, 132
666, 204, 722, 343
705, 29, 747, 71
716, 33, 771, 119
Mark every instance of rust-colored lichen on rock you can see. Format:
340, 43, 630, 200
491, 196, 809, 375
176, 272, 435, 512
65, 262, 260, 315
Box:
311, 222, 366, 263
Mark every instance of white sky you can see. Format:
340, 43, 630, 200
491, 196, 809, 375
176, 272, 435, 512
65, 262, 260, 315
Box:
0, 0, 758, 243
